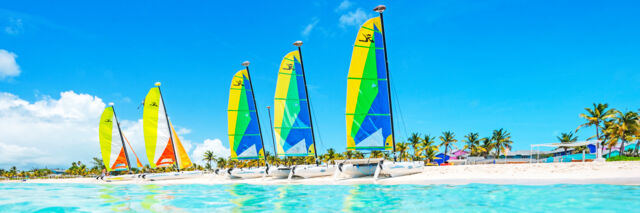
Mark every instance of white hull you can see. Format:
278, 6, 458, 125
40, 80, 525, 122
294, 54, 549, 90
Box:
228, 167, 267, 179
100, 174, 138, 182
293, 165, 337, 178
380, 161, 424, 177
142, 171, 203, 181
340, 163, 379, 178
269, 167, 292, 179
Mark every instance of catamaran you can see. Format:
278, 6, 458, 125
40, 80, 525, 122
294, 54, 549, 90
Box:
227, 62, 270, 179
98, 103, 144, 181
270, 41, 336, 179
141, 82, 202, 180
338, 5, 424, 179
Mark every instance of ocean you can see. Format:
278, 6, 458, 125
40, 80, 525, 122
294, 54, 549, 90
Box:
0, 183, 638, 212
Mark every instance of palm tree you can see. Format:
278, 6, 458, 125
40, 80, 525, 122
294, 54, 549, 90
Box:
491, 128, 513, 159
203, 150, 215, 171
370, 150, 384, 158
605, 111, 640, 156
463, 132, 482, 156
439, 131, 457, 161
407, 133, 421, 160
577, 103, 617, 153
557, 132, 578, 154
418, 134, 435, 161
324, 148, 341, 164
480, 137, 494, 158
395, 142, 409, 161
91, 157, 104, 171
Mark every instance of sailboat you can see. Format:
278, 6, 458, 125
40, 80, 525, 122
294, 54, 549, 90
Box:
270, 41, 337, 179
338, 5, 424, 179
98, 102, 143, 181
141, 82, 202, 180
227, 62, 269, 179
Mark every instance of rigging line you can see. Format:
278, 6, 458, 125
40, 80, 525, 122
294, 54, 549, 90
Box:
390, 73, 409, 141
309, 102, 327, 153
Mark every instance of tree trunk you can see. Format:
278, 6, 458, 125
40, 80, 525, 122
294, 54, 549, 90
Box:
634, 141, 639, 156
620, 140, 626, 157
444, 145, 448, 163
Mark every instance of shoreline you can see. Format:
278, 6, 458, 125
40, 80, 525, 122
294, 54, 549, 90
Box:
2, 161, 640, 186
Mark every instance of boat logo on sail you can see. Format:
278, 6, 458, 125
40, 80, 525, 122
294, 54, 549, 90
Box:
283, 63, 293, 71
359, 33, 373, 43
148, 102, 159, 108
104, 119, 112, 123
233, 80, 243, 87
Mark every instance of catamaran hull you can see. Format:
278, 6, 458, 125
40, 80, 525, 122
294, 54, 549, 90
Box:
270, 167, 292, 179
228, 167, 267, 179
340, 163, 378, 178
142, 171, 203, 181
100, 174, 138, 182
293, 165, 337, 178
381, 161, 424, 177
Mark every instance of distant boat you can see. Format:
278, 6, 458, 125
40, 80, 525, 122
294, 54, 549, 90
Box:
227, 64, 269, 179
98, 103, 143, 181
271, 42, 336, 179
141, 82, 200, 180
339, 6, 423, 179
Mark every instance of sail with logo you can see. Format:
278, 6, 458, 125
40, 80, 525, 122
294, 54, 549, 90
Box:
345, 16, 393, 151
98, 103, 143, 172
228, 69, 265, 160
143, 83, 192, 170
339, 5, 424, 179
274, 51, 315, 157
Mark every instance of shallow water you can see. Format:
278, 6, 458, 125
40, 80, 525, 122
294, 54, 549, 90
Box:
0, 183, 639, 212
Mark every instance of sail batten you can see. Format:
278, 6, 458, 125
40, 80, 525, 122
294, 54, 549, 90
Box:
228, 70, 265, 160
346, 17, 393, 151
274, 51, 315, 157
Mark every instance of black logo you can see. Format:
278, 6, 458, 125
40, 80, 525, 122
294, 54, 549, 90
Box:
149, 102, 159, 107
104, 119, 112, 123
283, 63, 293, 71
359, 33, 374, 43
233, 80, 243, 87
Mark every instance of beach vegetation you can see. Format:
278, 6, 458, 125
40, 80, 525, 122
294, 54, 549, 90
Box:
203, 150, 216, 171
577, 103, 617, 153
491, 128, 513, 159
556, 132, 578, 153
439, 131, 457, 161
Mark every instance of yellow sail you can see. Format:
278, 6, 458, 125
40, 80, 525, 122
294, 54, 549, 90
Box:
346, 17, 393, 151
99, 107, 128, 171
143, 85, 192, 169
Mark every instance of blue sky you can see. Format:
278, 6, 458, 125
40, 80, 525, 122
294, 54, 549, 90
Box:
2, 0, 640, 168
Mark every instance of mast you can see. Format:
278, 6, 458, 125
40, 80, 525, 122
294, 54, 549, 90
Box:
111, 103, 132, 171
294, 41, 319, 165
374, 5, 397, 161
266, 106, 278, 165
243, 61, 268, 167
156, 82, 181, 172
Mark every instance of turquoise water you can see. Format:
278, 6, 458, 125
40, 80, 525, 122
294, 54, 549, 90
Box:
1, 183, 639, 212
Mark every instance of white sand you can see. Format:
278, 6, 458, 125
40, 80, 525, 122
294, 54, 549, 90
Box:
4, 161, 640, 185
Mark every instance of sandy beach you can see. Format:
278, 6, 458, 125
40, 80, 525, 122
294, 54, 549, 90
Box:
4, 161, 639, 185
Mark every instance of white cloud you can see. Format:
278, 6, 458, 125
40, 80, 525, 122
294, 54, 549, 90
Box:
0, 91, 105, 169
0, 49, 21, 80
0, 90, 229, 169
301, 18, 319, 37
191, 139, 230, 166
4, 17, 23, 35
336, 0, 352, 11
339, 8, 372, 27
